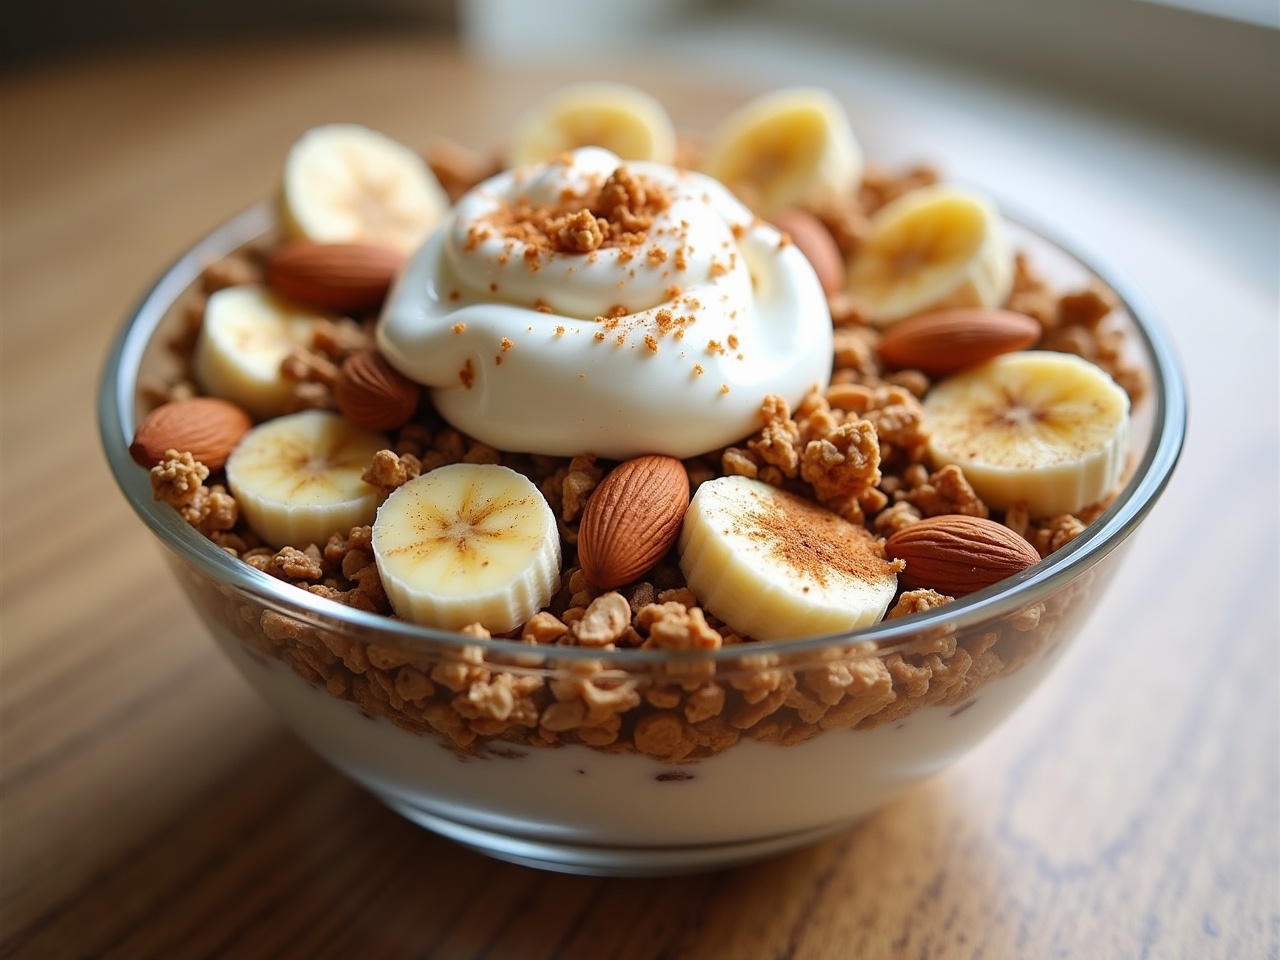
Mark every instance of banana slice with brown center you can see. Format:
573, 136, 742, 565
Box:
923, 351, 1131, 517
372, 464, 561, 633
506, 82, 677, 167
846, 184, 1014, 327
699, 87, 863, 218
281, 123, 449, 256
678, 476, 901, 641
192, 285, 334, 421
225, 409, 388, 548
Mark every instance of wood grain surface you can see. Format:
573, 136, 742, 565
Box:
2, 36, 1276, 960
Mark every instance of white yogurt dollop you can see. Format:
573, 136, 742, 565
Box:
377, 147, 832, 459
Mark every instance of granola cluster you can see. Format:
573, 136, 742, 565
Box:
141, 146, 1143, 762
473, 162, 672, 258
201, 560, 1065, 762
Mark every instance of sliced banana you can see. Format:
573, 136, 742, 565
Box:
507, 82, 677, 168
846, 184, 1014, 328
699, 87, 863, 218
372, 464, 561, 633
923, 351, 1131, 518
192, 284, 331, 420
225, 409, 387, 548
678, 476, 901, 642
281, 123, 449, 256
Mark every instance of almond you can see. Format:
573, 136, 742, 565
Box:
334, 349, 420, 432
884, 514, 1041, 596
770, 208, 845, 295
877, 308, 1041, 375
577, 455, 691, 589
265, 241, 406, 315
129, 396, 253, 469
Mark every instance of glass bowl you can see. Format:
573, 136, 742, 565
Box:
99, 200, 1185, 876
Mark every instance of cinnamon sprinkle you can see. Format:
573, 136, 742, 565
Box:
476, 165, 672, 262
734, 486, 902, 589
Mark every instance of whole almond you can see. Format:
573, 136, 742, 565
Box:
266, 241, 406, 315
129, 396, 253, 469
334, 349, 420, 432
877, 309, 1041, 375
578, 455, 691, 589
884, 514, 1041, 596
770, 208, 845, 295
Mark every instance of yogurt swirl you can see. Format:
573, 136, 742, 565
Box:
377, 147, 832, 459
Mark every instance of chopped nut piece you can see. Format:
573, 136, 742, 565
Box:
800, 419, 882, 503
721, 447, 759, 479
522, 611, 568, 644
363, 449, 422, 494
749, 395, 802, 478
887, 589, 955, 620
555, 209, 607, 253
684, 683, 726, 724
266, 546, 324, 582
1029, 514, 1088, 557
150, 451, 208, 508
634, 712, 696, 761
908, 464, 989, 519
638, 603, 723, 650
560, 454, 602, 523
574, 592, 632, 647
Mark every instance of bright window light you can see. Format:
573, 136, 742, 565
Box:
1133, 0, 1280, 29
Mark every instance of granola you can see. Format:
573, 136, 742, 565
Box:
137, 101, 1146, 765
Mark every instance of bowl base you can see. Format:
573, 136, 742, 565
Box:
379, 793, 851, 876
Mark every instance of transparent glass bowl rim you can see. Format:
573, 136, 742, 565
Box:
99, 201, 1187, 666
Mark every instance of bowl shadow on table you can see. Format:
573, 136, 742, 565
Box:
103, 732, 1007, 960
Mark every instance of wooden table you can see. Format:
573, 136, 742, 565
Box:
3, 36, 1276, 960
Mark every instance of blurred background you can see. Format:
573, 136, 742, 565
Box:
3, 0, 1275, 456
3, 0, 1276, 533
4, 0, 1275, 274
3, 0, 1276, 158
5, 0, 1276, 532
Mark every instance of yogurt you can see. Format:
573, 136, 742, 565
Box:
209, 623, 1064, 871
377, 147, 833, 459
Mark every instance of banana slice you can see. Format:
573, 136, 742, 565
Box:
281, 123, 449, 256
193, 284, 332, 420
923, 351, 1131, 518
846, 184, 1014, 328
678, 476, 901, 642
699, 87, 863, 218
507, 82, 677, 167
372, 464, 561, 633
226, 409, 387, 548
